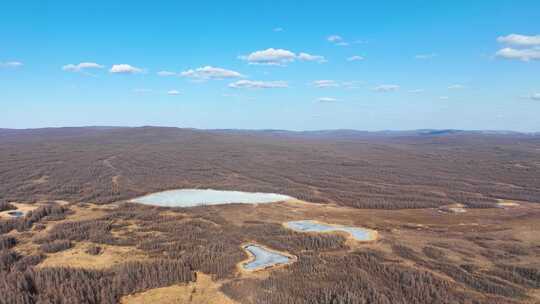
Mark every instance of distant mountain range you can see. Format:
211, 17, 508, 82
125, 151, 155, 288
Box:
0, 126, 538, 139
210, 128, 539, 138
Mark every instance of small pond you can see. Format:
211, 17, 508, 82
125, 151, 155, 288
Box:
7, 211, 24, 218
242, 244, 293, 271
284, 220, 375, 241
131, 189, 293, 207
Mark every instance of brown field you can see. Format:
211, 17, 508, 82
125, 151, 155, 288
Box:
37, 241, 147, 270
121, 273, 237, 304
1, 127, 540, 304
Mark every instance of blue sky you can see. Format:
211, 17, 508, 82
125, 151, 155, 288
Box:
1, 1, 539, 131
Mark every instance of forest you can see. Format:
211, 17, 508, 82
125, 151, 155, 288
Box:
1, 127, 539, 303
0, 127, 539, 208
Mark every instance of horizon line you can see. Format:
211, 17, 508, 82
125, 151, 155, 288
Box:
0, 125, 538, 135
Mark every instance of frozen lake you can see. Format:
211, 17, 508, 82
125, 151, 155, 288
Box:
284, 220, 375, 241
242, 244, 293, 271
7, 211, 24, 218
131, 189, 293, 207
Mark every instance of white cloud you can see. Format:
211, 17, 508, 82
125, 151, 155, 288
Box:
327, 35, 343, 42
439, 96, 449, 100
240, 48, 296, 66
180, 66, 244, 80
62, 62, 104, 72
0, 61, 23, 68
313, 80, 339, 88
312, 80, 365, 89
495, 34, 540, 61
497, 34, 540, 46
495, 47, 540, 61
409, 89, 425, 93
327, 35, 363, 47
228, 80, 288, 89
373, 84, 400, 92
317, 97, 338, 102
415, 53, 437, 60
273, 27, 284, 32
530, 93, 540, 100
240, 48, 326, 65
167, 90, 181, 95
157, 70, 177, 76
297, 52, 326, 63
448, 84, 466, 89
347, 55, 364, 61
110, 64, 143, 74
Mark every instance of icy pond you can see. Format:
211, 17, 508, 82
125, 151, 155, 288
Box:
242, 244, 293, 271
7, 211, 24, 218
284, 220, 375, 241
131, 189, 293, 207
